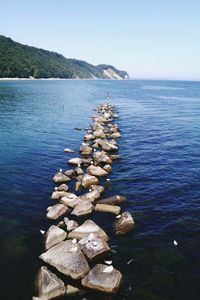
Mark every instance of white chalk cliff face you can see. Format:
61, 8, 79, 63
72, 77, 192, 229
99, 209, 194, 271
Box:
103, 68, 128, 79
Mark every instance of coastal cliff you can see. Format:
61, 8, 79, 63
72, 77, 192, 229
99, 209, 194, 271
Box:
0, 35, 129, 80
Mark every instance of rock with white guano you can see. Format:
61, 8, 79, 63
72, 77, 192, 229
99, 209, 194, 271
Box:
78, 233, 110, 261
71, 200, 94, 217
114, 211, 135, 235
81, 173, 99, 188
81, 264, 122, 295
53, 172, 70, 183
87, 165, 108, 177
68, 220, 109, 241
44, 225, 67, 250
39, 240, 90, 280
46, 204, 69, 220
37, 266, 65, 300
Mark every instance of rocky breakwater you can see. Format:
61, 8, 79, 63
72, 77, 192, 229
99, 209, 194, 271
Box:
33, 102, 135, 299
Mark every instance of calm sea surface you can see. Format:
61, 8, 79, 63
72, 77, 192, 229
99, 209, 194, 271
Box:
0, 79, 200, 300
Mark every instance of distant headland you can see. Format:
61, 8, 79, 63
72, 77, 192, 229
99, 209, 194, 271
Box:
0, 35, 129, 80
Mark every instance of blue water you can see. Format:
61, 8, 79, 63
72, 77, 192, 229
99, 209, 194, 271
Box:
0, 79, 200, 300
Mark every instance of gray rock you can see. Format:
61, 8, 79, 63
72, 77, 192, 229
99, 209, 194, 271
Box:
45, 225, 67, 250
68, 157, 82, 165
94, 151, 112, 165
78, 234, 110, 261
64, 148, 75, 153
53, 172, 70, 183
81, 174, 99, 188
63, 169, 75, 177
60, 193, 80, 208
87, 165, 108, 177
114, 212, 135, 235
46, 204, 69, 220
68, 220, 109, 241
80, 190, 101, 203
101, 140, 118, 152
84, 134, 94, 141
71, 200, 94, 217
51, 190, 68, 200
37, 266, 65, 299
80, 144, 93, 156
81, 264, 122, 294
97, 195, 126, 205
39, 240, 90, 280
56, 183, 68, 191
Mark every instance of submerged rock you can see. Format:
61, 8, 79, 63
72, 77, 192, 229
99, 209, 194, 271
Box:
87, 165, 108, 177
44, 225, 67, 250
114, 212, 135, 235
68, 220, 108, 241
53, 172, 70, 183
81, 174, 99, 188
39, 240, 90, 280
81, 264, 122, 294
37, 266, 65, 300
78, 234, 110, 261
46, 204, 69, 220
71, 200, 94, 217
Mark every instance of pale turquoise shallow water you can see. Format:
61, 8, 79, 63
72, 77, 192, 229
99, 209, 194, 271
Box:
0, 79, 200, 299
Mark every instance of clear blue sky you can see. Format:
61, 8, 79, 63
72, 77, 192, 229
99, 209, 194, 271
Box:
1, 0, 200, 80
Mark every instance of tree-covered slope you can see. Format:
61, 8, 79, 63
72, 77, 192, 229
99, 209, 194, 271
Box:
0, 35, 129, 79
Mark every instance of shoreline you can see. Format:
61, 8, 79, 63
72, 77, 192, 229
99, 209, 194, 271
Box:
0, 77, 130, 81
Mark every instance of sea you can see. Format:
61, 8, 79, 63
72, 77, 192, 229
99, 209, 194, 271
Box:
0, 79, 200, 300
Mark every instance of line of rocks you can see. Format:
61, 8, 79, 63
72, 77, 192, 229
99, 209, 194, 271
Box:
33, 102, 135, 300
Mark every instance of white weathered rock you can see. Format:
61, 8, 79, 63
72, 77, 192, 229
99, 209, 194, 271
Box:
37, 266, 65, 300
60, 193, 80, 208
87, 165, 108, 177
68, 220, 108, 241
64, 218, 79, 232
68, 157, 82, 165
71, 200, 94, 217
46, 204, 69, 220
64, 148, 75, 153
81, 174, 99, 188
81, 264, 122, 294
80, 190, 101, 203
45, 225, 67, 250
39, 240, 90, 280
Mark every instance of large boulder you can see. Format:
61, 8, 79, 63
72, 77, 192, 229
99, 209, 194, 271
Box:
87, 165, 108, 177
80, 190, 101, 203
37, 266, 65, 300
44, 225, 67, 250
46, 204, 69, 220
68, 220, 108, 241
114, 212, 135, 235
53, 172, 70, 183
78, 233, 110, 262
94, 151, 112, 165
80, 144, 93, 156
71, 200, 94, 217
51, 190, 68, 200
81, 264, 122, 295
95, 204, 121, 215
39, 240, 90, 280
81, 174, 99, 188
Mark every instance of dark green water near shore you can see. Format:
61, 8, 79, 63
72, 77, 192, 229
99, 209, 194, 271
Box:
0, 79, 200, 299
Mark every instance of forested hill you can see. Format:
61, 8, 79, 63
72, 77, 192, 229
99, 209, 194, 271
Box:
0, 35, 129, 79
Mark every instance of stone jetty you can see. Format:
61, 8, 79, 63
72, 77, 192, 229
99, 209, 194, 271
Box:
33, 101, 135, 299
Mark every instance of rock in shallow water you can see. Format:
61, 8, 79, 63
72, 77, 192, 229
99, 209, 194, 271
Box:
114, 211, 135, 235
46, 204, 69, 220
95, 204, 121, 215
96, 195, 126, 205
68, 157, 82, 165
71, 200, 94, 217
81, 264, 122, 294
45, 225, 67, 250
37, 266, 65, 300
39, 240, 90, 279
81, 173, 99, 188
87, 165, 108, 177
68, 220, 109, 241
53, 172, 70, 183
